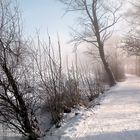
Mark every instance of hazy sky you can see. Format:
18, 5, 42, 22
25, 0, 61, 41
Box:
17, 0, 131, 68
18, 0, 81, 66
18, 0, 131, 36
19, 0, 76, 38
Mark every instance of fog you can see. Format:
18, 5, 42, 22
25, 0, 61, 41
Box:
0, 0, 140, 139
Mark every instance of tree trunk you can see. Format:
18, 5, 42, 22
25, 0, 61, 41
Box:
2, 63, 38, 140
99, 45, 116, 86
91, 1, 116, 87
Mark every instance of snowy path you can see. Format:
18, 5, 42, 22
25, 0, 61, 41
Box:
46, 75, 140, 140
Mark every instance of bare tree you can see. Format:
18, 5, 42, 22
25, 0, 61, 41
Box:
122, 0, 140, 55
122, 1, 140, 75
0, 1, 40, 139
59, 0, 122, 86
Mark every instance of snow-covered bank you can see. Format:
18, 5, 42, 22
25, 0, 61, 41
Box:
0, 137, 23, 140
44, 74, 140, 140
0, 125, 22, 140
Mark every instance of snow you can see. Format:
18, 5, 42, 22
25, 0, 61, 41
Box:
0, 74, 140, 140
44, 74, 140, 140
0, 125, 22, 140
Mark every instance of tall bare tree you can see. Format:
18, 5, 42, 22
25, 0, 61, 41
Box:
59, 0, 123, 86
0, 0, 40, 139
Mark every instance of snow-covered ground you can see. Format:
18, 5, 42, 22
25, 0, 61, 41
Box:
45, 74, 140, 140
0, 124, 23, 140
0, 74, 140, 140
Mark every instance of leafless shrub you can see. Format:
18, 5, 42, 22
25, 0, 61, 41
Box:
78, 63, 105, 102
31, 36, 82, 125
32, 34, 106, 127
